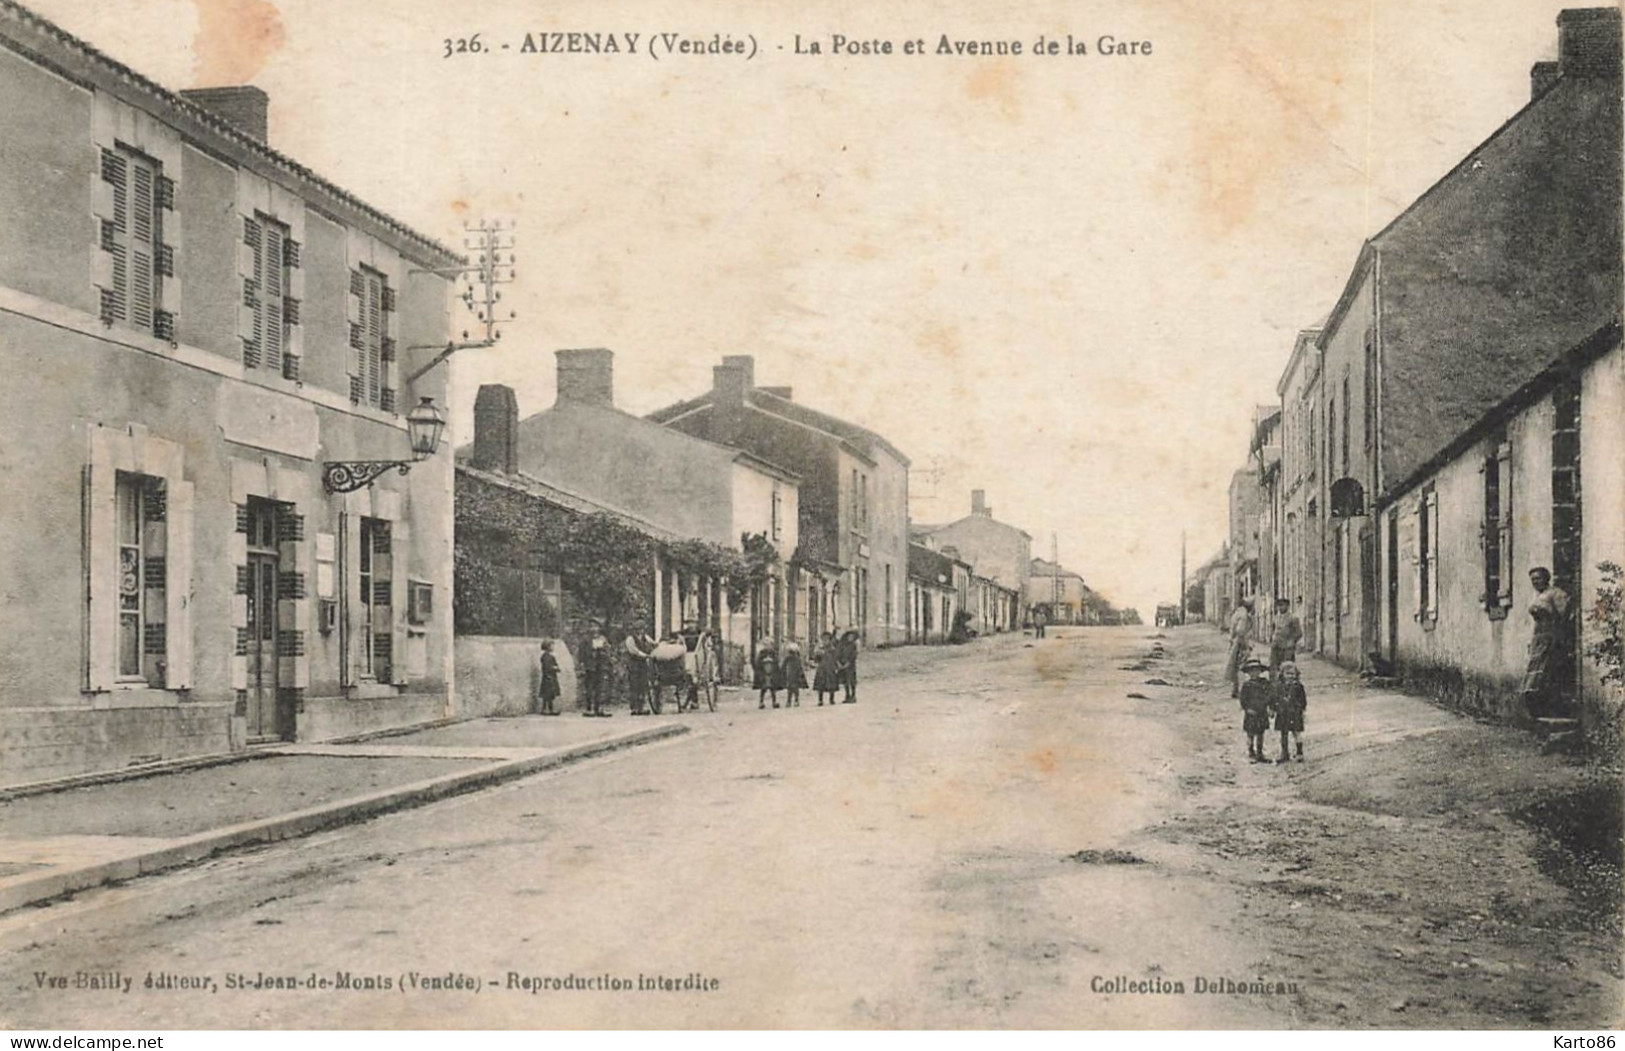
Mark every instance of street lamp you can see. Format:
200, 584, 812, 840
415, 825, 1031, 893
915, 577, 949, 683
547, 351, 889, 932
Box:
322, 397, 448, 494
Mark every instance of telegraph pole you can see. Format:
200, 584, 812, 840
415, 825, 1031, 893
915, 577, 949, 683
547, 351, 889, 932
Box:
1179, 529, 1188, 625
1051, 532, 1061, 622
405, 218, 518, 384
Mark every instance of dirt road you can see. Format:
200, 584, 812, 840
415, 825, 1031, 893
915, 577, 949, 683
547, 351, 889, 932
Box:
1, 626, 1617, 1028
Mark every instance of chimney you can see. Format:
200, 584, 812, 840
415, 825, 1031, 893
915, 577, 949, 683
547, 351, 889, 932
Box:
712, 362, 750, 446
720, 355, 755, 389
1531, 60, 1562, 97
759, 386, 793, 401
472, 384, 518, 475
972, 489, 990, 517
180, 86, 270, 142
555, 348, 614, 408
1557, 7, 1621, 79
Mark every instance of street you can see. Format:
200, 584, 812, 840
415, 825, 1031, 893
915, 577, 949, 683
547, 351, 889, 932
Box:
2, 627, 1618, 1029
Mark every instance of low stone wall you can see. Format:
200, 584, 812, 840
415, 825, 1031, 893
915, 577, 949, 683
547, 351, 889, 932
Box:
454, 635, 579, 718
299, 691, 448, 743
0, 702, 233, 789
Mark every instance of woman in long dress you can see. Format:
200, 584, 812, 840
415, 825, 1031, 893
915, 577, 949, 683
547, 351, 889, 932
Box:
1521, 566, 1573, 718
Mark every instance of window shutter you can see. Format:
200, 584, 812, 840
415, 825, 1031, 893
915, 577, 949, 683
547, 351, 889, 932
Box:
1497, 441, 1513, 606
129, 159, 155, 330
84, 454, 118, 691
1425, 490, 1440, 620
1411, 505, 1424, 621
261, 224, 284, 374
164, 480, 194, 689
339, 512, 358, 687
390, 521, 411, 684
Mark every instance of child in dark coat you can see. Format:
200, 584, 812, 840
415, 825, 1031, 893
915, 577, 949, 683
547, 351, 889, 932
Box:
1238, 658, 1273, 763
537, 639, 562, 716
781, 641, 807, 707
754, 643, 781, 710
813, 632, 841, 706
1273, 661, 1307, 763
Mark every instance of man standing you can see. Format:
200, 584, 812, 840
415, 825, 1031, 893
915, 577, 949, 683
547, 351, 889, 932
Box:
1521, 567, 1573, 718
1033, 608, 1048, 639
1226, 599, 1254, 698
624, 620, 655, 715
1269, 597, 1303, 676
581, 620, 613, 718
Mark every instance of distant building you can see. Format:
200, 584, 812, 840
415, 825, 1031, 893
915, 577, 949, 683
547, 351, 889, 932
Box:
1276, 328, 1324, 651
913, 490, 1031, 632
906, 542, 965, 644
648, 355, 910, 647
1228, 468, 1265, 621
1025, 557, 1090, 625
1251, 405, 1283, 642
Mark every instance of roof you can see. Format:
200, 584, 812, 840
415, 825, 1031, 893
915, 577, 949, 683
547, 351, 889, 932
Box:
648, 388, 911, 468
456, 399, 801, 484
1385, 320, 1620, 504
1028, 557, 1084, 581
1322, 66, 1621, 491
1276, 328, 1324, 397
919, 514, 1033, 543
908, 542, 959, 583
1, 0, 462, 270
456, 463, 687, 545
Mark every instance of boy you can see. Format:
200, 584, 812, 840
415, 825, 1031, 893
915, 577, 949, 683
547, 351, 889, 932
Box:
1273, 661, 1307, 763
1238, 658, 1272, 763
755, 642, 781, 710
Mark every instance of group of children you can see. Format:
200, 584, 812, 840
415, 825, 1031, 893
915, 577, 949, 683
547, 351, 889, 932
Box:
1237, 657, 1308, 764
753, 630, 860, 709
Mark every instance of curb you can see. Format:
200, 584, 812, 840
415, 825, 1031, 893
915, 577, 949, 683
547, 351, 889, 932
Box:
0, 723, 688, 917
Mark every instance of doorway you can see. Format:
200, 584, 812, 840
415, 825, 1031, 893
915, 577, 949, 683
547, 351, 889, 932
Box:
244, 498, 289, 741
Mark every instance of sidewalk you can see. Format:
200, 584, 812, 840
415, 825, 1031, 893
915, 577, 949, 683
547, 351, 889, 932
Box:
1142, 625, 1621, 1027
0, 714, 689, 915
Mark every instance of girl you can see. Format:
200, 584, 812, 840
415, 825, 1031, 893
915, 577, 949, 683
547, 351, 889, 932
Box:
755, 642, 781, 710
537, 638, 562, 716
813, 632, 841, 706
781, 640, 807, 707
1274, 661, 1307, 763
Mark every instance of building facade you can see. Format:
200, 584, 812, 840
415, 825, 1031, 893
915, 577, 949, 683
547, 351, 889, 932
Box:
914, 490, 1032, 630
464, 354, 800, 658
648, 355, 911, 647
0, 4, 461, 785
1276, 328, 1324, 651
1025, 557, 1090, 625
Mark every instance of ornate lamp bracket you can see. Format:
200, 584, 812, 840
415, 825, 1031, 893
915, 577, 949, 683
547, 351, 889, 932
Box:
322, 460, 413, 494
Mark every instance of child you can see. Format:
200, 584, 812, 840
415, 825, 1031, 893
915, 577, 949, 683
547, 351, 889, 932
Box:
781, 640, 807, 707
537, 639, 562, 716
1238, 658, 1272, 763
1274, 661, 1307, 763
755, 642, 781, 710
813, 632, 841, 706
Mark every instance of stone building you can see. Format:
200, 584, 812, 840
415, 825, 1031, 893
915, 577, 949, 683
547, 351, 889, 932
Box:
1276, 328, 1324, 651
913, 490, 1031, 631
462, 355, 799, 660
648, 356, 911, 647
0, 3, 461, 785
1314, 6, 1620, 680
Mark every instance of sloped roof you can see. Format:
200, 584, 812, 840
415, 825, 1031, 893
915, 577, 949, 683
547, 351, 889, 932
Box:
1029, 557, 1084, 581
1329, 68, 1621, 491
0, 1, 462, 269
455, 463, 687, 544
648, 388, 910, 467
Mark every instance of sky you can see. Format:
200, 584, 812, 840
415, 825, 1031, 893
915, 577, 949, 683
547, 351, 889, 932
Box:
28, 0, 1585, 617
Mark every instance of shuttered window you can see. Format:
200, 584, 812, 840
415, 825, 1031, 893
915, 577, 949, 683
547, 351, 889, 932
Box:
349, 267, 390, 408
244, 213, 294, 374
99, 146, 170, 335
1416, 487, 1439, 622
1483, 439, 1514, 614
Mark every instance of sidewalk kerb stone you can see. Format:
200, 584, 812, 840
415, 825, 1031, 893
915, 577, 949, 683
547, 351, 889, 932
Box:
0, 722, 688, 916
